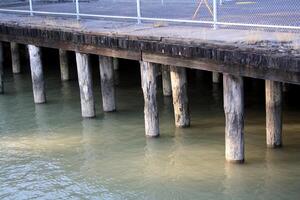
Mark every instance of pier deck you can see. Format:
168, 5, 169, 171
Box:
0, 13, 299, 84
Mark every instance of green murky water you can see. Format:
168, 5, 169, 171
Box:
1, 56, 300, 199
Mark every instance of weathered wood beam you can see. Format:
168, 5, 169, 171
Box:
140, 61, 159, 137
1, 24, 300, 85
170, 66, 190, 128
99, 55, 116, 112
75, 52, 95, 118
59, 49, 69, 81
143, 53, 300, 85
266, 80, 282, 148
28, 45, 46, 104
0, 32, 141, 61
0, 41, 3, 94
161, 65, 172, 96
223, 73, 244, 163
10, 42, 21, 74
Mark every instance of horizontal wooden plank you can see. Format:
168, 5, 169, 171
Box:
0, 34, 141, 61
1, 23, 299, 74
142, 53, 300, 85
1, 22, 300, 84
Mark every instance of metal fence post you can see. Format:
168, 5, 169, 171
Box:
29, 0, 33, 16
213, 0, 218, 29
75, 0, 80, 20
136, 0, 141, 24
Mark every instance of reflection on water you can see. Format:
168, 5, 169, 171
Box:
1, 68, 300, 199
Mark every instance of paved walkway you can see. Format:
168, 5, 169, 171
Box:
1, 0, 300, 28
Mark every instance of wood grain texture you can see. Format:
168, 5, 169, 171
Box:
1, 23, 300, 84
212, 72, 220, 83
28, 45, 46, 104
59, 49, 69, 81
170, 66, 190, 128
266, 80, 282, 148
99, 55, 116, 112
140, 61, 159, 137
161, 65, 172, 96
142, 53, 300, 85
10, 42, 21, 74
76, 52, 95, 118
113, 57, 120, 85
223, 73, 244, 163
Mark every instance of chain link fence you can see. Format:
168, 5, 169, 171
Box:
0, 0, 299, 31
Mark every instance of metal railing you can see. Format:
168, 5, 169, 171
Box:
0, 0, 299, 31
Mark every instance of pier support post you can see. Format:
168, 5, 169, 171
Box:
162, 65, 172, 96
11, 42, 21, 74
213, 72, 221, 83
76, 52, 95, 118
0, 42, 4, 94
265, 80, 282, 148
170, 66, 190, 127
282, 83, 288, 93
99, 56, 116, 112
59, 49, 69, 81
223, 74, 244, 163
140, 61, 159, 137
28, 45, 46, 104
113, 57, 119, 85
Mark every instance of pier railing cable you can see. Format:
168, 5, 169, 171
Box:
136, 0, 141, 24
29, 0, 33, 16
0, 0, 300, 31
75, 0, 80, 20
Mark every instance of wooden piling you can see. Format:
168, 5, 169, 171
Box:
140, 61, 159, 137
223, 73, 244, 163
113, 57, 119, 70
161, 65, 172, 96
99, 55, 116, 112
75, 52, 95, 118
28, 45, 46, 104
113, 57, 119, 85
282, 83, 288, 93
265, 80, 282, 148
10, 42, 21, 74
213, 72, 220, 83
170, 66, 190, 127
59, 49, 69, 81
0, 42, 3, 94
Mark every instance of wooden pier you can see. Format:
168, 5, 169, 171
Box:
0, 14, 300, 163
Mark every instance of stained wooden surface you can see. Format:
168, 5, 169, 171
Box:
59, 49, 69, 81
170, 66, 190, 128
212, 72, 220, 83
161, 65, 172, 97
0, 15, 300, 84
10, 42, 21, 74
28, 45, 46, 103
140, 61, 159, 137
99, 55, 116, 112
223, 74, 244, 163
75, 52, 95, 118
113, 58, 120, 85
266, 80, 282, 148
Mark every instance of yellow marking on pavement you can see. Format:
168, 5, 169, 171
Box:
236, 1, 256, 5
